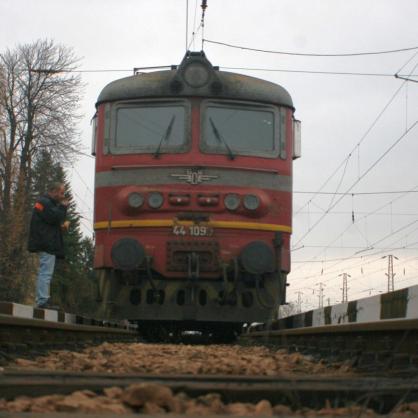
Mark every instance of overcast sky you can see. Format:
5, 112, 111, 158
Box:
1, 0, 417, 310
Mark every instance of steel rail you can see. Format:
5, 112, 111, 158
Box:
0, 314, 138, 351
1, 368, 417, 410
245, 318, 418, 336
0, 314, 135, 334
242, 318, 418, 372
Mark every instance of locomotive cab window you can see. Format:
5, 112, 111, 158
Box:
201, 101, 283, 159
109, 101, 190, 154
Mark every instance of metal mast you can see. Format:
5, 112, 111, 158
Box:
383, 255, 398, 292
339, 273, 351, 302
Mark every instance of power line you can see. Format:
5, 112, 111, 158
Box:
187, 0, 207, 51
292, 243, 418, 260
294, 57, 418, 219
187, 0, 199, 50
185, 0, 189, 52
291, 185, 418, 276
295, 253, 418, 302
395, 74, 418, 83
293, 121, 418, 248
204, 39, 418, 57
395, 50, 418, 77
294, 190, 418, 196
295, 211, 418, 216
222, 66, 418, 78
290, 219, 418, 283
32, 68, 132, 73
290, 228, 418, 290
35, 66, 418, 79
70, 165, 94, 197
29, 66, 418, 79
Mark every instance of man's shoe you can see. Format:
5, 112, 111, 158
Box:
37, 301, 61, 310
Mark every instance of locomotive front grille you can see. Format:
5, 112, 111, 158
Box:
167, 241, 220, 272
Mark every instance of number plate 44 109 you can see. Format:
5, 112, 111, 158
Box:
172, 224, 214, 237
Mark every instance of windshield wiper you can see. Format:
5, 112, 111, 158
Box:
153, 115, 176, 158
209, 117, 235, 160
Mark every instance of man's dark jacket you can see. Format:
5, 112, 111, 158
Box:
28, 194, 67, 258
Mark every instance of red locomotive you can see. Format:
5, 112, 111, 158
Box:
92, 51, 301, 340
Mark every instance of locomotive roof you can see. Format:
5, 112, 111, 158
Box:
96, 69, 294, 109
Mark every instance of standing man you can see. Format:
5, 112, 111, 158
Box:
28, 182, 70, 309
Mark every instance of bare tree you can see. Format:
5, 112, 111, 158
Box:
0, 39, 83, 302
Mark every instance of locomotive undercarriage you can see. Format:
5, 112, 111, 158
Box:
95, 229, 288, 340
96, 259, 286, 341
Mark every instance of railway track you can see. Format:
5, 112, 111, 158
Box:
243, 318, 418, 373
0, 368, 417, 414
0, 303, 139, 354
243, 286, 418, 373
1, 295, 418, 416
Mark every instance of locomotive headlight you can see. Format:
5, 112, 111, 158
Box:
128, 192, 144, 208
239, 241, 275, 274
224, 194, 241, 211
111, 238, 145, 271
148, 192, 164, 209
183, 63, 210, 88
243, 194, 260, 210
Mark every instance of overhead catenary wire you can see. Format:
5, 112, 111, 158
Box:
185, 0, 189, 51
31, 66, 418, 78
292, 58, 418, 256
293, 184, 418, 260
188, 0, 199, 50
201, 32, 418, 300
296, 211, 418, 216
395, 50, 418, 75
292, 183, 418, 276
70, 165, 94, 197
30, 64, 418, 79
395, 74, 418, 83
204, 39, 418, 57
290, 221, 418, 290
291, 251, 418, 297
221, 66, 418, 78
292, 243, 418, 263
294, 64, 417, 218
293, 120, 418, 248
298, 258, 415, 304
187, 0, 207, 51
294, 190, 418, 195
293, 54, 418, 231
322, 253, 418, 298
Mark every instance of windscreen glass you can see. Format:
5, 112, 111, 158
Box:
114, 105, 186, 153
202, 105, 277, 157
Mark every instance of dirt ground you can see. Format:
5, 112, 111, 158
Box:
1, 344, 414, 415
0, 382, 385, 415
10, 342, 352, 376
1, 382, 416, 415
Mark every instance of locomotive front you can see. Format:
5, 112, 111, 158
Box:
92, 52, 300, 336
